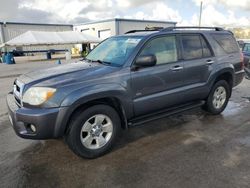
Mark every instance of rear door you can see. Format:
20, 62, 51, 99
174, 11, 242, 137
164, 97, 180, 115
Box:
179, 34, 215, 100
131, 35, 185, 116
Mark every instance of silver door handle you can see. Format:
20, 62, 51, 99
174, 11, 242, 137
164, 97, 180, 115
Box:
206, 60, 214, 65
171, 66, 183, 71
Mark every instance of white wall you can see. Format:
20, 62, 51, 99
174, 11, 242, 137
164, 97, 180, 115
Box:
74, 21, 115, 39
118, 20, 176, 35
74, 19, 176, 38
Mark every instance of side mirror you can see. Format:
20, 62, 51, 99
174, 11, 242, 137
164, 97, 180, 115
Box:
134, 54, 157, 67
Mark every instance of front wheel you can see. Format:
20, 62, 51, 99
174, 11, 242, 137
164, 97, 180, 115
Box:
65, 105, 121, 159
203, 80, 231, 115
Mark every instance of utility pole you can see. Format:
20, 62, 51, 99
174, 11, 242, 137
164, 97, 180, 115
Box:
199, 1, 203, 27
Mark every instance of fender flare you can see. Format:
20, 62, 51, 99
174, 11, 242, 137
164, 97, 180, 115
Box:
54, 83, 133, 137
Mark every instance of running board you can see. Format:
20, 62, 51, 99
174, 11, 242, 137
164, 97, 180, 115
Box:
128, 101, 205, 127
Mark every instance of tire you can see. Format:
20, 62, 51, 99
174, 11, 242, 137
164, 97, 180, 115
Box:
65, 105, 121, 159
203, 80, 231, 115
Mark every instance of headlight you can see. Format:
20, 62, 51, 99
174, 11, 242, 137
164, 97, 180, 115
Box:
23, 87, 56, 106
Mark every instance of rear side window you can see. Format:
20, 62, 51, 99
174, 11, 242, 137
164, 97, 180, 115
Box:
181, 35, 203, 60
212, 34, 239, 53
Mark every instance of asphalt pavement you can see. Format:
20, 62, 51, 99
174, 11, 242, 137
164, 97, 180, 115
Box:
1, 61, 250, 188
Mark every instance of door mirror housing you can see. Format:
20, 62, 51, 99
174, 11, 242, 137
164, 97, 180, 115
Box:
134, 54, 157, 68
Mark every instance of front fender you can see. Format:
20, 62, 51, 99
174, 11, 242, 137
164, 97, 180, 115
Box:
53, 83, 133, 137
61, 83, 133, 117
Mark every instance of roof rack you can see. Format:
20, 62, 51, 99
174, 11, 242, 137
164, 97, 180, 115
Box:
125, 30, 155, 34
125, 26, 225, 34
160, 26, 225, 32
125, 28, 162, 34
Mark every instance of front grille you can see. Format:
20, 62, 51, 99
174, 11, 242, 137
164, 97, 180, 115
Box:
16, 84, 20, 92
14, 95, 21, 107
13, 80, 24, 107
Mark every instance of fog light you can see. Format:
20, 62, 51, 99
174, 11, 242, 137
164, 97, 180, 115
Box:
30, 124, 36, 133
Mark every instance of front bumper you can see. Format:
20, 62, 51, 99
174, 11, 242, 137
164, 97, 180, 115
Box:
245, 67, 250, 80
7, 92, 68, 139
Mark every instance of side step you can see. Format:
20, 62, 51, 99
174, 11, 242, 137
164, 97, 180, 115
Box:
128, 101, 205, 127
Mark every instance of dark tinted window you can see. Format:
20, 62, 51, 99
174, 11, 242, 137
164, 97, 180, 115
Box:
201, 36, 212, 57
181, 35, 203, 60
139, 36, 177, 65
212, 34, 239, 53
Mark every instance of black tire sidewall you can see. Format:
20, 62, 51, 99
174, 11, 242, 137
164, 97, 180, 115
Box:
205, 80, 231, 114
66, 105, 121, 159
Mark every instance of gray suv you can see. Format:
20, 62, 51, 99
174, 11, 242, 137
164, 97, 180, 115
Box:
7, 27, 244, 158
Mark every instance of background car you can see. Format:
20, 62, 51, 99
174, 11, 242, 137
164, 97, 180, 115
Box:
242, 42, 250, 79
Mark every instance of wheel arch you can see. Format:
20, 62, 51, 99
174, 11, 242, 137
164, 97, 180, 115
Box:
208, 68, 234, 97
56, 96, 130, 138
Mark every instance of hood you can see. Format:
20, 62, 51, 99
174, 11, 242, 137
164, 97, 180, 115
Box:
18, 61, 120, 87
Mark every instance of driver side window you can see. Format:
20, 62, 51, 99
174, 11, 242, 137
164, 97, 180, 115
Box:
139, 36, 178, 65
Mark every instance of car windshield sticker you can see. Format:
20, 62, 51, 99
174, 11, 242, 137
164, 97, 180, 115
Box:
126, 38, 141, 44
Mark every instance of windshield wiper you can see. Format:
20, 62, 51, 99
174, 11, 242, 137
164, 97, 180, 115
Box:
93, 59, 111, 65
84, 58, 112, 65
97, 60, 111, 65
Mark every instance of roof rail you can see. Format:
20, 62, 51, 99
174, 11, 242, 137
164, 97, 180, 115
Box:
125, 29, 161, 34
125, 26, 225, 34
161, 26, 225, 32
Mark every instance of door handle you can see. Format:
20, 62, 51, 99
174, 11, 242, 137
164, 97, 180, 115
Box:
206, 60, 214, 65
171, 66, 183, 71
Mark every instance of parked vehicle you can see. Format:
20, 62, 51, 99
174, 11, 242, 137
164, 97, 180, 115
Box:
237, 40, 245, 50
7, 27, 244, 158
242, 42, 250, 79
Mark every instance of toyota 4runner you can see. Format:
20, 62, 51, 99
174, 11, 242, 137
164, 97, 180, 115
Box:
7, 27, 245, 158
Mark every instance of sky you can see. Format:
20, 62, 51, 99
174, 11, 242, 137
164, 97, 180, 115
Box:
0, 0, 250, 27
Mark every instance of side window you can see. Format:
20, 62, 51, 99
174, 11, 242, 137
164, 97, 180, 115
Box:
139, 36, 177, 65
243, 43, 250, 53
212, 34, 239, 53
200, 36, 212, 57
181, 35, 203, 60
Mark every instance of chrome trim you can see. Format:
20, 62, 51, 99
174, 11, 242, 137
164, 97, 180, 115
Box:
171, 66, 183, 71
13, 79, 24, 106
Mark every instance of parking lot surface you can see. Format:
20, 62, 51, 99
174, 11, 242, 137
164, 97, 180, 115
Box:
1, 61, 250, 188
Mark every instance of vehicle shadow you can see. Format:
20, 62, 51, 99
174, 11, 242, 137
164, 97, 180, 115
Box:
112, 108, 206, 152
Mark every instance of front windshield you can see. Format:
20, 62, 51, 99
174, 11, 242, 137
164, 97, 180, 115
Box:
86, 36, 142, 66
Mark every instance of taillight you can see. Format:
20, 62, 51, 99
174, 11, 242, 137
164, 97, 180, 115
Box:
240, 52, 244, 69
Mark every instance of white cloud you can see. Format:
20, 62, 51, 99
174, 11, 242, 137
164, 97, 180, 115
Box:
192, 0, 250, 11
190, 4, 250, 27
0, 0, 250, 27
127, 2, 182, 23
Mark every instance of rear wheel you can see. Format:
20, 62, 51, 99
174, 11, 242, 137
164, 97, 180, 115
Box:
203, 80, 231, 115
65, 105, 121, 159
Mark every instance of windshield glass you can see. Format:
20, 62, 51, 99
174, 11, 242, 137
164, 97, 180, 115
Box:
86, 36, 142, 66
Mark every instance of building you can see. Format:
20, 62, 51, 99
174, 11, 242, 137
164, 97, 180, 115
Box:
0, 19, 176, 53
74, 18, 177, 40
0, 22, 73, 52
74, 18, 176, 51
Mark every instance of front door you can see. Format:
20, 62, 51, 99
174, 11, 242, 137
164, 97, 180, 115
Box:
131, 35, 185, 116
